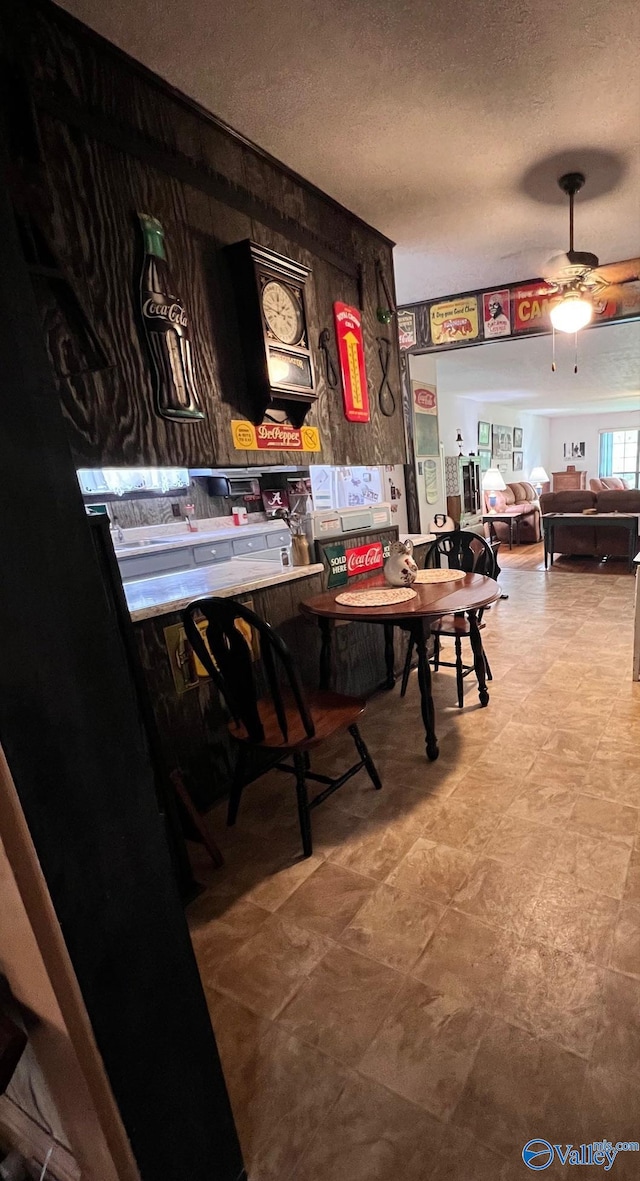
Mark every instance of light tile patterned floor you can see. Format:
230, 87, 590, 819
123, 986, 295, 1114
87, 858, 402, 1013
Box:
188, 564, 640, 1181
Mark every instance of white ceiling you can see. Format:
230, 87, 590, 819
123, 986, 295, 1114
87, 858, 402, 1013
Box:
435, 319, 640, 416
59, 0, 640, 305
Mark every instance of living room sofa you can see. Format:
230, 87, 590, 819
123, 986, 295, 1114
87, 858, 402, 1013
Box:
483, 480, 541, 543
589, 477, 630, 492
540, 488, 640, 558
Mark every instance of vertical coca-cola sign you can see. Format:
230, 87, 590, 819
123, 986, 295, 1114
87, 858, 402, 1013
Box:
138, 213, 205, 422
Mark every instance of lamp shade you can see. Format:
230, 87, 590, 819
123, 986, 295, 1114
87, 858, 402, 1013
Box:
529, 466, 549, 484
482, 468, 507, 492
549, 295, 593, 334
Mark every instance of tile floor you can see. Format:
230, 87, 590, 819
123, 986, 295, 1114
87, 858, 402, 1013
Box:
188, 564, 640, 1181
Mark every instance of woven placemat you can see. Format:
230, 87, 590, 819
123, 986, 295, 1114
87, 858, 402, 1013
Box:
334, 587, 418, 607
414, 568, 466, 584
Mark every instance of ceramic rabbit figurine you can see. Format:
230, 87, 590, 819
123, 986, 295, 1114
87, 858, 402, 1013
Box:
384, 539, 418, 586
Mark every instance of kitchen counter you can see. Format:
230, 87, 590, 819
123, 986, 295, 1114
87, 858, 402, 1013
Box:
114, 517, 287, 558
125, 559, 324, 622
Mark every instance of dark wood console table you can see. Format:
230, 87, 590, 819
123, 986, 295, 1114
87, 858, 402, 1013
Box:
543, 512, 640, 573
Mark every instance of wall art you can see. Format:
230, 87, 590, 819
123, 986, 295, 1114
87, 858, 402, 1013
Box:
482, 290, 511, 338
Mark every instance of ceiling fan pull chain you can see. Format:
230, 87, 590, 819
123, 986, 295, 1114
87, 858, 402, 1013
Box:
574, 332, 579, 374
551, 325, 556, 372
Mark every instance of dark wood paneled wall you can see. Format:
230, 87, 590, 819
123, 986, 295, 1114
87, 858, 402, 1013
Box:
0, 126, 244, 1181
5, 2, 406, 469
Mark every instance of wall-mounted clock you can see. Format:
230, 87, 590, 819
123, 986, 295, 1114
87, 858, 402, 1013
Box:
225, 240, 316, 427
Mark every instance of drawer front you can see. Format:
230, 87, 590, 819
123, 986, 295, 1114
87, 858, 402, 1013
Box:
118, 548, 188, 580
192, 540, 233, 565
266, 530, 292, 549
232, 534, 267, 556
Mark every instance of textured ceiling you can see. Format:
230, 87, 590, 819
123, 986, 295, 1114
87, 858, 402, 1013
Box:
58, 0, 640, 304
436, 320, 640, 416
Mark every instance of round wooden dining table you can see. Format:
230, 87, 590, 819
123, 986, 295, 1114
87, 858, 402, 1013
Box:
300, 572, 501, 761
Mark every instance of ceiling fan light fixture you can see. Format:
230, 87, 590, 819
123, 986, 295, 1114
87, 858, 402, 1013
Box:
549, 293, 593, 334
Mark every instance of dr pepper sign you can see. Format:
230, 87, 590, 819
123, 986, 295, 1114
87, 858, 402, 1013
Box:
333, 302, 370, 423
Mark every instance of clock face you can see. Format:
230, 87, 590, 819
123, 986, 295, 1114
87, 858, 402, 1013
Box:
261, 280, 304, 346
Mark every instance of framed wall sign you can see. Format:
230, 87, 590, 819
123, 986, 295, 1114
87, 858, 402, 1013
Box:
482, 290, 511, 338
478, 448, 492, 472
412, 382, 439, 456
478, 421, 491, 447
333, 302, 370, 422
430, 296, 479, 346
397, 308, 417, 349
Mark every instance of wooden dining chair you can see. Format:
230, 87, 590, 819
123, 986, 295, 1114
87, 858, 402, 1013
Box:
400, 531, 497, 707
182, 597, 382, 858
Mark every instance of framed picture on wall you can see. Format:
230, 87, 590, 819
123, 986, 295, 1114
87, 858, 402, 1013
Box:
512, 450, 524, 472
492, 424, 513, 461
478, 421, 491, 447
478, 448, 492, 472
513, 427, 523, 448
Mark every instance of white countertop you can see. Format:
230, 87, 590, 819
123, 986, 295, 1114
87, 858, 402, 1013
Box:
126, 559, 324, 623
114, 517, 288, 558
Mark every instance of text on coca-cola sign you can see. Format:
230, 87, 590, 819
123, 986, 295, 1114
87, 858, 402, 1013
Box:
345, 542, 384, 575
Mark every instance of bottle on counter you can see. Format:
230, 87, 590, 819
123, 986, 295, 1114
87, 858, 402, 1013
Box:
138, 213, 206, 422
289, 512, 311, 566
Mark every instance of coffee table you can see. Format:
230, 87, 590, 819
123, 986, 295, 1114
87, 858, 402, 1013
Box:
300, 572, 500, 761
483, 513, 518, 549
543, 512, 640, 573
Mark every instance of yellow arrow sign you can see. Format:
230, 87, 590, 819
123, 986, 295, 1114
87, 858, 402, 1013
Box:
344, 330, 363, 410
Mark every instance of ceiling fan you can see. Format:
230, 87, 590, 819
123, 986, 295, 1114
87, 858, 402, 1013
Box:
541, 172, 640, 333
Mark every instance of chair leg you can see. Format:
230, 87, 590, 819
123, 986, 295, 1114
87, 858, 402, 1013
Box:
455, 635, 464, 707
484, 649, 493, 681
349, 723, 382, 790
400, 637, 414, 698
227, 745, 247, 826
294, 751, 313, 858
170, 769, 224, 869
433, 633, 441, 671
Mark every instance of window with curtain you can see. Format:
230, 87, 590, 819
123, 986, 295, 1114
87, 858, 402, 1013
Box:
598, 429, 640, 488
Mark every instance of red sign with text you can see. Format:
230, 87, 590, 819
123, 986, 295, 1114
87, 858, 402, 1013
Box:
345, 541, 384, 576
333, 302, 370, 422
512, 282, 560, 332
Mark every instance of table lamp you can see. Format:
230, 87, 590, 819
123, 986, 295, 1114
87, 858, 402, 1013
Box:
530, 466, 549, 498
482, 468, 506, 513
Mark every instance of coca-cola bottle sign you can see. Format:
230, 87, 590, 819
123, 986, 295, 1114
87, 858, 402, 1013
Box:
138, 213, 206, 422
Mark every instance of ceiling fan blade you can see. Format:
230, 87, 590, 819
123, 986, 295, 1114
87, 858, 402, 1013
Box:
541, 251, 570, 282
590, 258, 640, 286
591, 282, 630, 301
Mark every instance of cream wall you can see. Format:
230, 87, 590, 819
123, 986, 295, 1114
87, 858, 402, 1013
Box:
548, 409, 640, 483
437, 389, 551, 485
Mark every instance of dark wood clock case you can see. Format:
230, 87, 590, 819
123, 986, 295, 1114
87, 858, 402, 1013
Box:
225, 240, 316, 426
